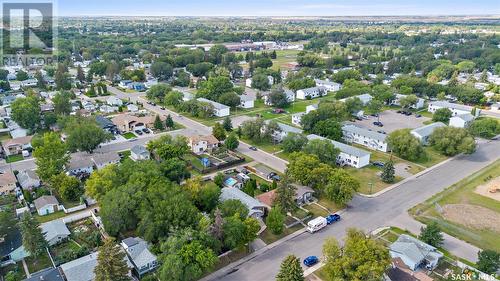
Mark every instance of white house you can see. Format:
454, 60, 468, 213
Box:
449, 113, 474, 128
41, 220, 71, 246
197, 98, 230, 117
296, 86, 327, 100
121, 237, 158, 277
127, 104, 139, 112
92, 152, 120, 170
267, 122, 303, 142
99, 105, 118, 113
106, 96, 123, 106
263, 89, 295, 106
239, 95, 255, 109
307, 134, 371, 168
314, 79, 341, 92
428, 101, 480, 117
340, 93, 373, 106
411, 122, 447, 145
119, 80, 133, 88
34, 195, 60, 216
390, 234, 443, 271
188, 135, 220, 154
342, 124, 389, 152
130, 145, 150, 161
245, 76, 274, 88
392, 94, 425, 109
291, 112, 305, 126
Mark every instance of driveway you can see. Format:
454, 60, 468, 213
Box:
354, 110, 430, 133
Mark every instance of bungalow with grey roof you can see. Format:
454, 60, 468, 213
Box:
239, 95, 255, 109
307, 134, 371, 168
121, 237, 158, 277
411, 122, 447, 145
392, 94, 425, 109
60, 251, 132, 281
24, 267, 64, 281
16, 169, 40, 190
339, 93, 373, 106
296, 86, 327, 100
265, 121, 303, 142
342, 124, 389, 152
34, 195, 59, 216
197, 98, 230, 117
219, 187, 268, 218
449, 113, 474, 128
428, 101, 480, 117
91, 152, 120, 170
389, 234, 443, 271
314, 79, 341, 92
130, 145, 150, 161
67, 152, 94, 175
41, 220, 71, 246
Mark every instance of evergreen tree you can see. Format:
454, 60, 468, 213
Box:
76, 65, 85, 82
276, 255, 304, 281
153, 115, 164, 130
273, 177, 297, 214
18, 214, 48, 258
94, 239, 130, 281
222, 116, 233, 131
381, 161, 395, 183
419, 222, 443, 247
165, 114, 175, 129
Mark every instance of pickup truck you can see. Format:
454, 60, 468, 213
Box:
326, 214, 341, 225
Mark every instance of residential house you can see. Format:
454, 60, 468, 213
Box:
291, 112, 305, 126
389, 234, 443, 271
0, 171, 17, 195
60, 251, 132, 281
219, 187, 268, 218
392, 94, 425, 109
197, 98, 230, 117
145, 78, 158, 89
16, 169, 40, 190
256, 184, 315, 207
95, 115, 118, 134
340, 93, 373, 106
121, 237, 158, 277
67, 153, 94, 175
314, 79, 341, 92
119, 80, 132, 88
449, 113, 474, 128
428, 101, 480, 117
40, 103, 55, 113
387, 258, 434, 281
107, 96, 123, 106
491, 102, 500, 111
263, 89, 295, 106
127, 104, 139, 112
34, 195, 60, 216
296, 86, 327, 100
2, 135, 33, 156
239, 95, 255, 109
181, 91, 195, 101
99, 104, 118, 113
82, 100, 96, 111
92, 152, 120, 170
306, 103, 318, 113
411, 122, 447, 145
342, 124, 389, 152
307, 134, 371, 168
1, 94, 17, 106
129, 82, 146, 91
246, 76, 274, 88
24, 267, 65, 281
130, 145, 150, 161
41, 220, 71, 246
0, 228, 29, 266
111, 114, 158, 132
267, 121, 303, 143
187, 135, 220, 154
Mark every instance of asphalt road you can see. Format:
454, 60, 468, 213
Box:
204, 139, 500, 281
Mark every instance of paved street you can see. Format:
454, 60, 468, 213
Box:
203, 139, 500, 281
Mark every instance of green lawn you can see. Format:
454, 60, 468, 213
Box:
0, 132, 11, 141
259, 223, 303, 245
36, 211, 67, 223
122, 132, 136, 139
413, 147, 449, 168
410, 160, 500, 252
119, 150, 131, 162
347, 166, 403, 195
6, 154, 24, 163
240, 137, 282, 154
303, 203, 330, 217
25, 251, 52, 273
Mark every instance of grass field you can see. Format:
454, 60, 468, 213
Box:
259, 223, 303, 245
347, 165, 403, 195
6, 154, 24, 163
410, 160, 500, 252
413, 147, 449, 168
122, 132, 136, 139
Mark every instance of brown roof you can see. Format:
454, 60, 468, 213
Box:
2, 135, 33, 148
256, 189, 277, 206
0, 171, 17, 187
189, 135, 219, 146
34, 195, 59, 210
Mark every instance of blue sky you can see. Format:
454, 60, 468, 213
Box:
57, 0, 500, 16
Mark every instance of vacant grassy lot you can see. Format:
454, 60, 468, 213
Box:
413, 147, 449, 168
410, 160, 500, 252
347, 165, 403, 195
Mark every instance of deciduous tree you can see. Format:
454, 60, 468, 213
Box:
387, 129, 424, 161
33, 132, 70, 182
266, 206, 285, 235
429, 127, 476, 156
419, 221, 443, 247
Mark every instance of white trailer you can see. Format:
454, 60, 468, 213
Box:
307, 216, 327, 233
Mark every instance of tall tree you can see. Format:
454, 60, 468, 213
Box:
387, 129, 424, 161
222, 116, 233, 131
324, 169, 360, 206
10, 96, 41, 131
281, 133, 308, 153
33, 132, 70, 182
18, 214, 48, 258
381, 161, 395, 183
266, 206, 285, 235
94, 239, 130, 281
153, 115, 164, 130
432, 108, 452, 123
419, 222, 443, 247
477, 250, 500, 275
52, 91, 72, 115
224, 132, 239, 150
276, 255, 304, 281
273, 177, 297, 214
64, 117, 111, 153
165, 114, 175, 129
212, 123, 226, 141
323, 228, 390, 280
429, 127, 476, 156
76, 65, 85, 82
0, 209, 17, 240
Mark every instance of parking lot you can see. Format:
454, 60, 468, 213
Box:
353, 110, 430, 133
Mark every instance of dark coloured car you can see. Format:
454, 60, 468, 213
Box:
135, 130, 143, 135
326, 214, 341, 225
303, 256, 319, 267
373, 121, 384, 127
397, 110, 403, 114
372, 161, 385, 167
377, 130, 386, 134
160, 106, 165, 110
415, 114, 422, 118
142, 128, 150, 134
249, 146, 257, 151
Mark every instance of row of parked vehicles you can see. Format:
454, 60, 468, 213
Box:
302, 214, 342, 267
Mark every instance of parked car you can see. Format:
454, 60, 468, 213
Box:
370, 113, 379, 117
326, 214, 341, 225
134, 130, 143, 135
142, 128, 150, 134
303, 256, 319, 267
415, 114, 422, 118
160, 106, 165, 110
373, 121, 384, 127
267, 172, 281, 181
396, 110, 403, 114
249, 146, 257, 151
273, 108, 286, 114
377, 130, 386, 134
372, 161, 385, 167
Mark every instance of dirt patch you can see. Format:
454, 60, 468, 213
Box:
474, 176, 500, 202
442, 204, 500, 233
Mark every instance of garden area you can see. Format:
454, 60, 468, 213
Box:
25, 251, 52, 273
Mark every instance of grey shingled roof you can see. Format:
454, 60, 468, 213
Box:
24, 267, 65, 281
454, 113, 474, 122
411, 122, 446, 138
41, 220, 70, 243
131, 145, 148, 155
91, 152, 120, 165
430, 101, 473, 112
34, 195, 59, 210
306, 134, 370, 158
342, 124, 387, 142
68, 153, 94, 170
60, 252, 131, 281
220, 187, 268, 216
122, 237, 157, 269
197, 98, 229, 110
17, 169, 40, 187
